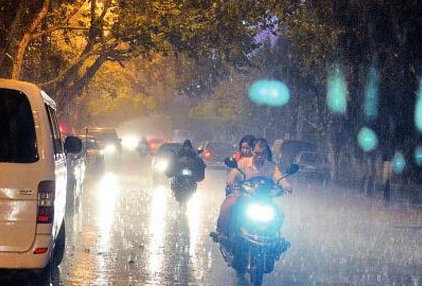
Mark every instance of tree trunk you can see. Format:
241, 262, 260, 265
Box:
55, 54, 108, 113
0, 0, 24, 71
11, 0, 50, 79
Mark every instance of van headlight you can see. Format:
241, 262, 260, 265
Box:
155, 159, 169, 172
246, 204, 276, 223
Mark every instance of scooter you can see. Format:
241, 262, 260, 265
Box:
210, 158, 299, 286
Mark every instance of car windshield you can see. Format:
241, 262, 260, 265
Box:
281, 141, 317, 160
300, 153, 323, 165
89, 130, 118, 142
86, 139, 100, 149
0, 89, 38, 163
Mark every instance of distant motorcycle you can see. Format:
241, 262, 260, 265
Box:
169, 151, 205, 205
137, 140, 151, 164
211, 158, 299, 286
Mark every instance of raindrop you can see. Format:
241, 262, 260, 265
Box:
363, 67, 379, 121
414, 146, 422, 166
249, 79, 290, 107
357, 127, 378, 152
327, 64, 347, 114
392, 152, 406, 174
415, 80, 422, 132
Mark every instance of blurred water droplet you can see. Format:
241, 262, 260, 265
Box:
414, 146, 422, 166
357, 127, 378, 152
327, 64, 347, 114
249, 79, 290, 106
415, 80, 422, 132
364, 67, 379, 120
392, 152, 406, 174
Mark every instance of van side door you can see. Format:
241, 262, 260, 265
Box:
45, 104, 67, 237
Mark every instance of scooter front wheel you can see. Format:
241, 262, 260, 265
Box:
250, 255, 264, 286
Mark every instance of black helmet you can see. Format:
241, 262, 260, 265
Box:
183, 139, 193, 149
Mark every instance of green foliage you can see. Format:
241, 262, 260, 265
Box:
190, 75, 251, 126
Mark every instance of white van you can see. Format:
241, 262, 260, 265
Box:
0, 79, 81, 270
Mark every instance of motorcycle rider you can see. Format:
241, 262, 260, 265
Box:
137, 136, 150, 155
176, 139, 197, 159
172, 139, 206, 182
217, 138, 291, 236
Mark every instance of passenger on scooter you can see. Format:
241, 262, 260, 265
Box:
217, 138, 291, 236
227, 135, 256, 196
232, 135, 256, 162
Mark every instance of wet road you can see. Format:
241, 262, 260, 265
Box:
2, 153, 422, 285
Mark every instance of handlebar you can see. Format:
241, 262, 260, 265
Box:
231, 176, 286, 198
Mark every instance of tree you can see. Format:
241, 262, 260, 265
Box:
1, 0, 278, 116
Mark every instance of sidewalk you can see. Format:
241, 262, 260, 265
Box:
333, 175, 422, 206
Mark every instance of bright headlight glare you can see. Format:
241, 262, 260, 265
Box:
104, 144, 116, 153
182, 168, 192, 176
122, 135, 139, 150
155, 160, 169, 172
246, 204, 276, 223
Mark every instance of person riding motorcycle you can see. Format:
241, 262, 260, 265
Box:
217, 138, 291, 236
171, 139, 206, 182
176, 139, 197, 159
137, 136, 150, 155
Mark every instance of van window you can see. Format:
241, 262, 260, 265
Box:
45, 104, 64, 157
0, 89, 38, 163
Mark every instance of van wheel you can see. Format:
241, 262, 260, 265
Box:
52, 221, 66, 266
32, 266, 51, 286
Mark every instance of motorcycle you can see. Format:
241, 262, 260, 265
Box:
137, 140, 151, 160
210, 158, 299, 286
170, 150, 205, 205
171, 165, 197, 204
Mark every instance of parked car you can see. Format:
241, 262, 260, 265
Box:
148, 138, 166, 155
275, 139, 318, 172
199, 141, 236, 169
79, 135, 105, 171
84, 127, 122, 160
151, 143, 183, 184
294, 151, 331, 184
0, 79, 81, 270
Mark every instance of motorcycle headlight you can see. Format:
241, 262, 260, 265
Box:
182, 168, 192, 176
242, 182, 258, 193
246, 204, 276, 223
155, 159, 169, 172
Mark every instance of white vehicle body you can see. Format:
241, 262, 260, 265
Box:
0, 79, 67, 269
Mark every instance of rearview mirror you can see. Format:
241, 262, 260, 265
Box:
64, 136, 82, 154
224, 157, 238, 169
286, 164, 299, 175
